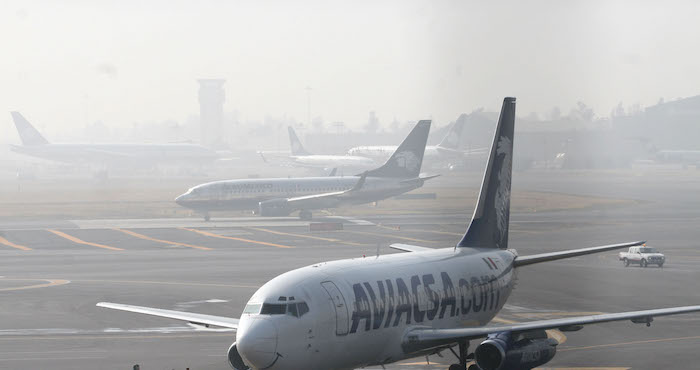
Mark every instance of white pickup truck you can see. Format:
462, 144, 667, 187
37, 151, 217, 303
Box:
619, 246, 665, 267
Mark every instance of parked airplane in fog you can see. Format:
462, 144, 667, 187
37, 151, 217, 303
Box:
177, 120, 436, 220
259, 126, 377, 172
99, 97, 700, 370
9, 112, 219, 170
347, 114, 488, 167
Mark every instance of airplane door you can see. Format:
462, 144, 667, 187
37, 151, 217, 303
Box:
321, 281, 349, 336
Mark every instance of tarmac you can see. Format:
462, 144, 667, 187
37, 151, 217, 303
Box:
1, 169, 700, 370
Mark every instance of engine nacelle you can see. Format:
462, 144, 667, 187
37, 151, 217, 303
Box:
227, 342, 250, 370
474, 331, 557, 370
258, 199, 292, 217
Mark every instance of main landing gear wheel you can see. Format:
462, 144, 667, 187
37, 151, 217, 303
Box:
448, 340, 469, 370
299, 210, 312, 220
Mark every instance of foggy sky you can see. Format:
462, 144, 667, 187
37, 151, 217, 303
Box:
2, 0, 700, 142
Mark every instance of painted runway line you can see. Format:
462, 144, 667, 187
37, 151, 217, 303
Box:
115, 228, 212, 251
0, 278, 70, 292
0, 235, 31, 251
180, 227, 293, 249
47, 230, 123, 251
245, 226, 366, 246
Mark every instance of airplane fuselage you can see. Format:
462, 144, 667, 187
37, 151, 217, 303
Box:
290, 154, 377, 170
236, 247, 517, 370
10, 143, 219, 166
175, 176, 422, 213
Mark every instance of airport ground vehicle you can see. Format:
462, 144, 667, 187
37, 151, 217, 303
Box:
619, 246, 665, 267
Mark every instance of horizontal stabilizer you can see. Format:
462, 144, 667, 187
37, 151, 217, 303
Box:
390, 243, 432, 252
96, 302, 239, 329
514, 240, 646, 267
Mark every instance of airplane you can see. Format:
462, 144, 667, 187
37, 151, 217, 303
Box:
8, 112, 220, 171
258, 126, 377, 172
347, 113, 488, 166
98, 97, 700, 370
176, 120, 437, 221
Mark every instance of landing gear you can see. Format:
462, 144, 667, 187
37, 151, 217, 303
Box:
299, 210, 312, 220
203, 213, 211, 222
448, 340, 469, 370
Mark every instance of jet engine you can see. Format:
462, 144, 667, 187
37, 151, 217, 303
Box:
227, 342, 250, 370
473, 331, 557, 370
258, 199, 292, 217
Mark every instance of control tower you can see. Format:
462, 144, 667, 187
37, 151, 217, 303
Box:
198, 79, 225, 148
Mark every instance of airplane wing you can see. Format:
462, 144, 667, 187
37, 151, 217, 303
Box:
514, 240, 646, 267
257, 172, 368, 216
83, 148, 138, 159
399, 174, 441, 185
96, 302, 239, 329
390, 243, 433, 252
403, 305, 700, 349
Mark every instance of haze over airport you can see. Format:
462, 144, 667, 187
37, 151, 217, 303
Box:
4, 2, 700, 370
3, 0, 700, 143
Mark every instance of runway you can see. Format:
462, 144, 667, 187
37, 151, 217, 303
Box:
1, 170, 700, 369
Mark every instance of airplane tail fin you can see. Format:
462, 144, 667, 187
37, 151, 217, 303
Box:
365, 120, 431, 178
437, 114, 467, 149
11, 112, 49, 146
287, 126, 311, 156
457, 98, 516, 249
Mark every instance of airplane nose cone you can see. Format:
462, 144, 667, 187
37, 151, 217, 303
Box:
236, 318, 278, 369
175, 194, 187, 205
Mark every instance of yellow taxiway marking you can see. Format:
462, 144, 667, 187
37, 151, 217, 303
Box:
0, 279, 70, 292
180, 228, 293, 249
47, 230, 123, 251
493, 316, 568, 345
0, 236, 31, 251
339, 230, 439, 244
559, 335, 700, 352
245, 226, 366, 246
115, 228, 212, 251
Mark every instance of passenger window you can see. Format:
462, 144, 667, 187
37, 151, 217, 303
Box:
260, 303, 286, 315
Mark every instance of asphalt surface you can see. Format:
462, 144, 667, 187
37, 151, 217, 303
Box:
1, 170, 700, 370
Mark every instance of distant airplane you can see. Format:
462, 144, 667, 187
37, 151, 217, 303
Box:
655, 150, 700, 167
258, 126, 377, 172
176, 120, 437, 220
9, 112, 220, 172
99, 97, 700, 370
347, 114, 488, 166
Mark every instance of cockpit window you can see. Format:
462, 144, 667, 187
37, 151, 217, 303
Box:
297, 302, 310, 316
287, 303, 298, 317
260, 303, 286, 315
242, 303, 261, 314
255, 302, 310, 317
